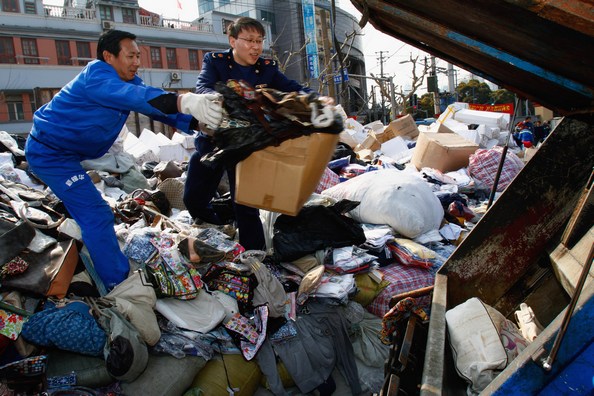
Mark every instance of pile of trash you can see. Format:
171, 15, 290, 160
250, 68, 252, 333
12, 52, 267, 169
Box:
0, 99, 531, 395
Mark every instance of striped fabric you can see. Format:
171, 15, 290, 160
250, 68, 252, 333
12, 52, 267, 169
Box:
315, 167, 340, 193
367, 263, 435, 318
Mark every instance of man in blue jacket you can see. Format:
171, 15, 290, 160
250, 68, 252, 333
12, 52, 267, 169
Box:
183, 17, 331, 251
25, 29, 223, 290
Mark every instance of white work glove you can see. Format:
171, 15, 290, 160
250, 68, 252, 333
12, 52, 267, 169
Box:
179, 93, 223, 130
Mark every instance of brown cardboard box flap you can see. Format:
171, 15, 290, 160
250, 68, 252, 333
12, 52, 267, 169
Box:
355, 134, 381, 152
411, 132, 479, 172
235, 133, 339, 215
383, 114, 420, 140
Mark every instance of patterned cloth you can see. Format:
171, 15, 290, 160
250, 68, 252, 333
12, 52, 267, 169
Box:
468, 146, 524, 192
367, 263, 435, 318
387, 238, 441, 270
224, 305, 269, 361
0, 308, 27, 340
21, 300, 106, 356
0, 354, 47, 378
1, 256, 29, 278
315, 167, 340, 193
380, 297, 428, 344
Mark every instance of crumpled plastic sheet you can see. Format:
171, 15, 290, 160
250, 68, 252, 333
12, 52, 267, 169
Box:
151, 331, 215, 361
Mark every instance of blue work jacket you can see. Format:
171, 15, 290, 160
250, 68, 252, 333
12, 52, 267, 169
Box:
31, 59, 193, 160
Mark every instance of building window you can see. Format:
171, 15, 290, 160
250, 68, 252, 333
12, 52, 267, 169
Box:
122, 8, 136, 24
222, 19, 233, 34
1, 0, 19, 12
198, 0, 214, 15
21, 38, 39, 64
76, 41, 91, 66
0, 37, 15, 64
24, 0, 36, 14
56, 40, 72, 65
219, 0, 230, 5
150, 47, 162, 68
188, 49, 199, 70
166, 48, 177, 69
99, 5, 113, 21
260, 10, 276, 35
6, 95, 24, 121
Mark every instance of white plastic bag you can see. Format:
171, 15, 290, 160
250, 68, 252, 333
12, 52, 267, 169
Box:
322, 169, 443, 238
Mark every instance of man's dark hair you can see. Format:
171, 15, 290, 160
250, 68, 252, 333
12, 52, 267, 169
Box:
97, 30, 137, 61
227, 17, 265, 38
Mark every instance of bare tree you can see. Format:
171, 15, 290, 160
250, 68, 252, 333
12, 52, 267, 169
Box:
393, 55, 430, 115
268, 24, 308, 75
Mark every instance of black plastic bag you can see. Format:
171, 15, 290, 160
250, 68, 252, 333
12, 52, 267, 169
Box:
272, 199, 366, 262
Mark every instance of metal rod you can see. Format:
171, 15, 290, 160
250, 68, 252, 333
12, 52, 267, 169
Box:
487, 96, 520, 209
541, 242, 594, 370
539, 168, 594, 370
561, 169, 594, 246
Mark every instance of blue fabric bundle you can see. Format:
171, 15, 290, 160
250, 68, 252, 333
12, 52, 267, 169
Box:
21, 300, 106, 356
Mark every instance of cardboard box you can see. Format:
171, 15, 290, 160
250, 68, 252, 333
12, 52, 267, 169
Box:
354, 134, 381, 152
123, 133, 159, 165
157, 142, 185, 162
171, 131, 196, 149
380, 136, 409, 161
383, 114, 419, 140
411, 132, 479, 172
356, 148, 374, 162
235, 133, 339, 215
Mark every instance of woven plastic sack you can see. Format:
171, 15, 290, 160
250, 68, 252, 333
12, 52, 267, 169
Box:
468, 146, 524, 192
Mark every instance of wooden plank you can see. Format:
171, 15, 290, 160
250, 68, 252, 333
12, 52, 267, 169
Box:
420, 273, 447, 396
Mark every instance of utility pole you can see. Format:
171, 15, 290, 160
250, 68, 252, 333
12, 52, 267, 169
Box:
431, 55, 440, 115
371, 86, 377, 121
376, 51, 388, 123
319, 9, 336, 101
389, 77, 397, 121
447, 63, 455, 94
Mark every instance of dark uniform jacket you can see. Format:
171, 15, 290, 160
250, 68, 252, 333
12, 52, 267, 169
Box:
195, 49, 311, 95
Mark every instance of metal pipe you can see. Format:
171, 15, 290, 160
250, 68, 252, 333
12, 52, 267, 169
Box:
487, 96, 521, 208
539, 168, 594, 370
542, 241, 594, 370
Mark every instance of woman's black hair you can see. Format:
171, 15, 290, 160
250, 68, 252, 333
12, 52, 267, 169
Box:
97, 30, 137, 61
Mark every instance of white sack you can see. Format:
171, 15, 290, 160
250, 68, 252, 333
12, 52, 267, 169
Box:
322, 169, 444, 238
453, 109, 510, 130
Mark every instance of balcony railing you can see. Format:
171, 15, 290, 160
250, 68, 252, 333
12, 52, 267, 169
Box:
43, 5, 96, 20
15, 55, 50, 64
39, 5, 214, 33
139, 15, 213, 33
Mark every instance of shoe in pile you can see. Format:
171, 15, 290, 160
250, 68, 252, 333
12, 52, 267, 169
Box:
514, 302, 544, 342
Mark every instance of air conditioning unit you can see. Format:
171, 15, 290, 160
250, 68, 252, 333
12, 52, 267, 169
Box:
170, 71, 181, 81
102, 20, 114, 30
